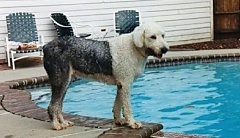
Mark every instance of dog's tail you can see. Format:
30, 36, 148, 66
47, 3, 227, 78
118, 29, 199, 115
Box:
43, 42, 53, 58
43, 37, 71, 57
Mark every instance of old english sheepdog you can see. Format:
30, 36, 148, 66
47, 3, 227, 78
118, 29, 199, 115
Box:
43, 22, 169, 130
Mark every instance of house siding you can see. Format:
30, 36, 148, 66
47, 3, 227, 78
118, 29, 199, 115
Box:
0, 0, 213, 61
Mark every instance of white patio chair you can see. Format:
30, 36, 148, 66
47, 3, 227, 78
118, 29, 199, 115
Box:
5, 12, 44, 70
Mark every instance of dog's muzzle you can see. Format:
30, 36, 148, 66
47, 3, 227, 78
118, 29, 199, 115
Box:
161, 47, 168, 54
146, 47, 168, 58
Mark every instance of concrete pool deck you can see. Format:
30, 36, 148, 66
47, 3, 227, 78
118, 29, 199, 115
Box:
0, 49, 240, 138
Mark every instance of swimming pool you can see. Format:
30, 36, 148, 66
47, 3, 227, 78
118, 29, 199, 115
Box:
30, 61, 240, 138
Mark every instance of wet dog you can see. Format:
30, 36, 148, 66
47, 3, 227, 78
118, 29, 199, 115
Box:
43, 22, 169, 130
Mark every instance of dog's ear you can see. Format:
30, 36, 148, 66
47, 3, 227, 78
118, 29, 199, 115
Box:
132, 25, 145, 48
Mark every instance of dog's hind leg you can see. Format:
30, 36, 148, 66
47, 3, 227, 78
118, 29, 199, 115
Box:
46, 64, 74, 130
49, 85, 74, 130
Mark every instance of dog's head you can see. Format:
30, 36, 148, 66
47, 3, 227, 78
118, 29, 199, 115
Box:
132, 22, 169, 58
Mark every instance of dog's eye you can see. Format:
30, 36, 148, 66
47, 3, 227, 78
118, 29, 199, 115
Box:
162, 34, 165, 38
150, 35, 156, 40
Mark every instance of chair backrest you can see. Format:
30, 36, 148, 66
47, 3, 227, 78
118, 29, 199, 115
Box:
50, 13, 74, 37
114, 10, 140, 35
6, 12, 38, 43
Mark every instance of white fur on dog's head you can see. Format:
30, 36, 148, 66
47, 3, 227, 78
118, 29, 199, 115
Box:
132, 22, 169, 58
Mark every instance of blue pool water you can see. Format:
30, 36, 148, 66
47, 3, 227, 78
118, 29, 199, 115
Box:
30, 62, 240, 138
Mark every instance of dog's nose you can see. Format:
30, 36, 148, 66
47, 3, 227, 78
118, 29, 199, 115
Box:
161, 47, 168, 54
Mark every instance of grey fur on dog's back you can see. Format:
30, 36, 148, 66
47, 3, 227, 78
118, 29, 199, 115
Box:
43, 36, 113, 76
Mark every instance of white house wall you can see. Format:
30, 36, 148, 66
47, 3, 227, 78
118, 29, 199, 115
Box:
0, 0, 213, 61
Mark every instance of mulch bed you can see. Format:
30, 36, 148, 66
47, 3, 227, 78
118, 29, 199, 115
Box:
170, 38, 240, 50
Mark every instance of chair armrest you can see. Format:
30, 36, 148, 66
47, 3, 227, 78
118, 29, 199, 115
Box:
5, 36, 22, 51
50, 16, 72, 28
78, 33, 91, 38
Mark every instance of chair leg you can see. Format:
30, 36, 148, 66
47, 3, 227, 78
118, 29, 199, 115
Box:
7, 50, 11, 67
11, 51, 15, 70
40, 51, 43, 60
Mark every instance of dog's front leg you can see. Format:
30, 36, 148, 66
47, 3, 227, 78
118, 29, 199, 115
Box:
113, 82, 142, 129
113, 82, 124, 125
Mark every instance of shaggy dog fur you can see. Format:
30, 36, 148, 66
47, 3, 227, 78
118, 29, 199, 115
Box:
43, 22, 169, 130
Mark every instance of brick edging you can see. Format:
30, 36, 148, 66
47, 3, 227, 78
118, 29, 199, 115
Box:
146, 53, 240, 68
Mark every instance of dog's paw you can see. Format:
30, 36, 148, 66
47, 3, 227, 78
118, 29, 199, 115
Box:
52, 121, 65, 130
114, 118, 126, 126
52, 120, 74, 130
128, 120, 142, 129
62, 120, 74, 128
114, 118, 142, 129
